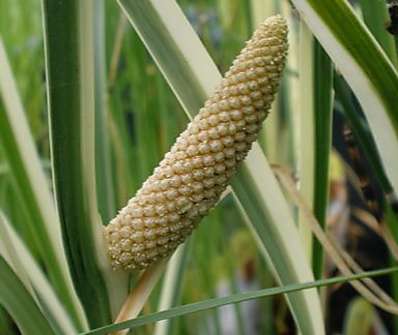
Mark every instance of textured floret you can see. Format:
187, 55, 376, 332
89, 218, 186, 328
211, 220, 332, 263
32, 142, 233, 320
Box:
105, 15, 288, 270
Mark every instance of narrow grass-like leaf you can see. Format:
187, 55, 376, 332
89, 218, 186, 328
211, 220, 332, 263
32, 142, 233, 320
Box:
117, 0, 219, 113
117, 1, 324, 334
0, 306, 16, 335
154, 243, 191, 335
358, 0, 397, 66
83, 266, 398, 335
0, 213, 78, 335
193, 214, 223, 335
108, 96, 137, 204
290, 0, 398, 194
94, 0, 115, 223
93, 0, 129, 318
311, 42, 333, 279
334, 75, 392, 194
41, 0, 125, 326
0, 37, 86, 330
0, 256, 56, 335
282, 2, 300, 171
386, 207, 398, 335
128, 42, 163, 181
230, 145, 323, 333
297, 22, 315, 257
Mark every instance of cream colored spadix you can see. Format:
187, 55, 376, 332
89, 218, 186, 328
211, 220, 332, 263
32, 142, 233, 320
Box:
104, 15, 288, 270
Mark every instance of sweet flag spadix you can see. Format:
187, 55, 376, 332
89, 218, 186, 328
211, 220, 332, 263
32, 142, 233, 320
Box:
105, 15, 288, 271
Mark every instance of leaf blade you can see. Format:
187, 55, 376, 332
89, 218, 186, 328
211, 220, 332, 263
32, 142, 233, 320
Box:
117, 1, 325, 333
0, 213, 78, 335
291, 0, 398, 193
40, 0, 128, 326
82, 266, 398, 335
0, 256, 56, 335
0, 36, 87, 331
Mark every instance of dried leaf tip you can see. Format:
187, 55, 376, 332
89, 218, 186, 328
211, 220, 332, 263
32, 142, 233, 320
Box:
105, 15, 288, 271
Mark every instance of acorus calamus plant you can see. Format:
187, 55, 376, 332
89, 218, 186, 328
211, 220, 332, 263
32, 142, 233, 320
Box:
5, 0, 398, 334
105, 15, 288, 270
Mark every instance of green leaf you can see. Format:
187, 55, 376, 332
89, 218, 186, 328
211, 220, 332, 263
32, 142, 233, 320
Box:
93, 0, 116, 224
230, 147, 324, 333
0, 255, 56, 335
0, 36, 87, 331
386, 207, 398, 335
334, 75, 392, 194
117, 1, 325, 334
92, 0, 129, 318
312, 42, 333, 279
82, 266, 398, 335
358, 0, 397, 66
41, 0, 128, 326
117, 0, 219, 114
297, 22, 315, 258
0, 213, 79, 335
154, 243, 191, 335
0, 306, 16, 335
291, 0, 398, 194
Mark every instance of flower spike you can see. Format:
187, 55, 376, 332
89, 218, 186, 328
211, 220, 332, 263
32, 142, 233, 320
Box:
105, 15, 288, 270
